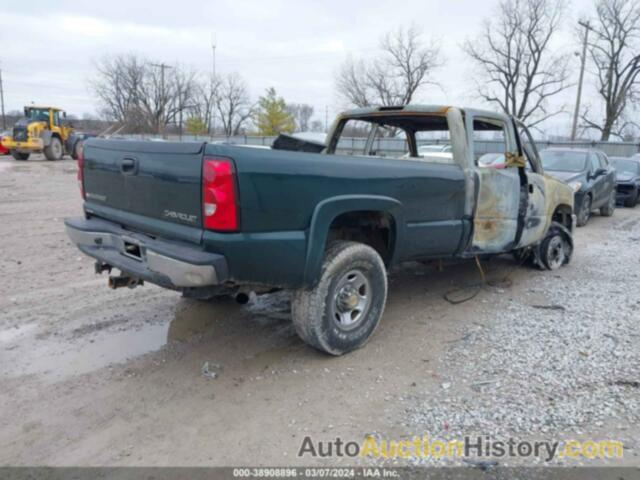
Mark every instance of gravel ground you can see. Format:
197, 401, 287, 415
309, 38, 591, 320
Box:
408, 211, 640, 466
0, 154, 638, 471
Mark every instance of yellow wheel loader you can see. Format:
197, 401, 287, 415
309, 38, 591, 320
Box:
1, 106, 79, 161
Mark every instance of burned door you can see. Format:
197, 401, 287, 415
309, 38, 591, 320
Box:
514, 121, 548, 248
468, 114, 523, 253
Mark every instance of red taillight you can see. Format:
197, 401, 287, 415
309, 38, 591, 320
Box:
202, 157, 238, 232
77, 148, 85, 199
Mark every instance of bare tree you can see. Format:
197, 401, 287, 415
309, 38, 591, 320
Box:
137, 64, 197, 134
336, 58, 374, 107
93, 54, 146, 131
336, 24, 442, 107
463, 0, 570, 128
581, 0, 640, 140
191, 74, 220, 134
286, 103, 314, 131
92, 54, 197, 133
214, 72, 254, 137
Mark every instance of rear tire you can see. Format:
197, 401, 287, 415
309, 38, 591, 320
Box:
10, 150, 29, 161
576, 194, 591, 226
291, 241, 388, 356
600, 190, 616, 217
44, 136, 63, 161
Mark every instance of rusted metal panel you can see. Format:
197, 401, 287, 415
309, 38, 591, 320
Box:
471, 168, 521, 252
465, 109, 522, 253
518, 173, 574, 248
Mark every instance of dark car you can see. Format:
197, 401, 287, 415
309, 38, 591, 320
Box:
540, 148, 616, 226
610, 157, 640, 207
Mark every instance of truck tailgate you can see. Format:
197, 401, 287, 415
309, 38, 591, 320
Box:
82, 139, 205, 243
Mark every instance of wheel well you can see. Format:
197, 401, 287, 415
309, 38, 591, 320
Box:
552, 204, 573, 229
327, 211, 395, 265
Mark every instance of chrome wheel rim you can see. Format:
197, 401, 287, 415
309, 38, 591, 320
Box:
330, 270, 371, 330
546, 236, 566, 270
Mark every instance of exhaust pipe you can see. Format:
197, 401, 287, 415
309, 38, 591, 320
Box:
108, 275, 143, 289
235, 291, 251, 305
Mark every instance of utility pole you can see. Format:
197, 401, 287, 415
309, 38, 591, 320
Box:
150, 62, 173, 138
571, 20, 592, 141
0, 66, 6, 130
211, 32, 217, 138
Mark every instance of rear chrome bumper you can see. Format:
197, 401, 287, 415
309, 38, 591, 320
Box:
64, 217, 228, 288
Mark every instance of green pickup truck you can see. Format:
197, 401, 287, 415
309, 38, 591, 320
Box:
65, 105, 575, 355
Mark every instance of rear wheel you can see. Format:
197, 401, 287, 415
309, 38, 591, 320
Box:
10, 150, 30, 161
600, 190, 616, 217
291, 241, 387, 355
576, 195, 592, 226
44, 136, 63, 161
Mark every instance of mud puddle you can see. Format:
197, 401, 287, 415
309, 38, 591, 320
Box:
0, 293, 290, 382
0, 322, 170, 380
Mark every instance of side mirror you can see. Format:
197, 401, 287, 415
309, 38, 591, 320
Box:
590, 168, 606, 179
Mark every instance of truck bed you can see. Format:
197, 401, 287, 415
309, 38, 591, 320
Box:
78, 138, 468, 287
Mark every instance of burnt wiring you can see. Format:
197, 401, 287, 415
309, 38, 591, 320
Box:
442, 254, 524, 305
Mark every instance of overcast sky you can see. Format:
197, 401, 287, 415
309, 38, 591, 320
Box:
3, 0, 598, 136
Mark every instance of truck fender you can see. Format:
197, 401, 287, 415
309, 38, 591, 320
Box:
302, 195, 404, 287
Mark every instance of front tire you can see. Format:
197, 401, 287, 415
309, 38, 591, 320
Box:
291, 241, 388, 356
44, 136, 63, 161
600, 190, 616, 217
539, 221, 573, 270
10, 150, 30, 161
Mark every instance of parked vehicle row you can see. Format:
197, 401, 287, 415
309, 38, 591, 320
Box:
540, 148, 617, 226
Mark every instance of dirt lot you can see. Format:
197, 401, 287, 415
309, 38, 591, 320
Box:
0, 154, 638, 468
